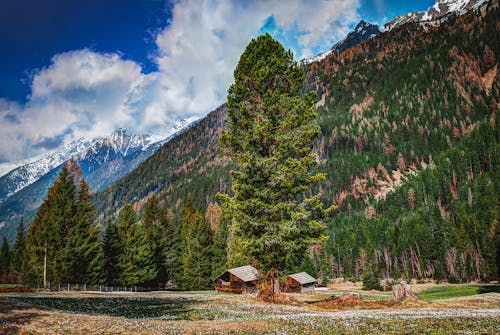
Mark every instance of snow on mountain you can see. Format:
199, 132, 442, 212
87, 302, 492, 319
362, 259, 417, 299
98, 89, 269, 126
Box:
301, 0, 490, 66
301, 20, 381, 65
0, 118, 199, 204
0, 138, 92, 202
330, 20, 381, 54
383, 0, 490, 32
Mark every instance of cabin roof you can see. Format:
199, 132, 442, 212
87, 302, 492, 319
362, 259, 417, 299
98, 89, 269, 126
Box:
214, 265, 259, 282
287, 272, 317, 285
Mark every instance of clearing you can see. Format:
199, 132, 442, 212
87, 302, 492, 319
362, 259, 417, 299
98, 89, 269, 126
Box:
0, 284, 499, 334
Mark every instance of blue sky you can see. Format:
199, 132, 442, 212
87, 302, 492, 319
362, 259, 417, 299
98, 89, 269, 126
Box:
0, 0, 435, 163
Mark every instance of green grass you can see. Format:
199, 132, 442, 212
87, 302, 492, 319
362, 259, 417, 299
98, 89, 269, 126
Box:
0, 284, 21, 288
418, 284, 500, 301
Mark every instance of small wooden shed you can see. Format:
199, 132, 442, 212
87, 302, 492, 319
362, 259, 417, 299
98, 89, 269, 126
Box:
214, 265, 259, 294
284, 272, 317, 293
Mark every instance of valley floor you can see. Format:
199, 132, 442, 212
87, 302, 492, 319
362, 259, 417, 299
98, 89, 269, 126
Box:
0, 286, 499, 334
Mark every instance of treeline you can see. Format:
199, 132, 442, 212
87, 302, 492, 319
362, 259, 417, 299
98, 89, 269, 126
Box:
0, 159, 227, 289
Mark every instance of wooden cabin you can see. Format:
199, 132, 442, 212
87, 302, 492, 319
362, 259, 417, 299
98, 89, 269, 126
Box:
283, 272, 317, 293
214, 265, 258, 294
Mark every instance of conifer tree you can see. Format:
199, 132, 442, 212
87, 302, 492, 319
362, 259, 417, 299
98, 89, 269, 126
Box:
219, 33, 333, 295
0, 237, 11, 282
142, 195, 168, 287
163, 210, 181, 287
115, 204, 157, 287
179, 195, 212, 290
23, 164, 75, 285
63, 178, 105, 284
102, 219, 121, 285
23, 160, 102, 286
12, 217, 25, 281
211, 204, 229, 278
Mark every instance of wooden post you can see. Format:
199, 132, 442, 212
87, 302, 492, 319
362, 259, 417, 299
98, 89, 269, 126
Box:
43, 243, 47, 288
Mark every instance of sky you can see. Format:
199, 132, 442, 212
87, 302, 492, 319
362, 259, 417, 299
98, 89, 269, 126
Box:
0, 0, 435, 163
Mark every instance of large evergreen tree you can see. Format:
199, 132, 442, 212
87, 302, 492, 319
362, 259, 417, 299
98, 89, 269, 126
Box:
219, 33, 333, 295
63, 178, 105, 284
23, 159, 104, 286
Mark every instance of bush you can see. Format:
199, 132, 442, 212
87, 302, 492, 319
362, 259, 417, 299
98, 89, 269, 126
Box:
362, 269, 383, 291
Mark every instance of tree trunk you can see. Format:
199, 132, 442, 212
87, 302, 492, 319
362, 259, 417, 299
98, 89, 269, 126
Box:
271, 269, 281, 299
392, 282, 418, 300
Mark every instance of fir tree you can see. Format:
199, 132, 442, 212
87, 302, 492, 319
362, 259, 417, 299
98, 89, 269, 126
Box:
0, 237, 11, 282
115, 204, 157, 287
142, 195, 168, 288
163, 210, 181, 288
63, 178, 105, 284
219, 33, 333, 295
179, 195, 213, 290
211, 205, 229, 278
12, 217, 25, 281
102, 219, 121, 285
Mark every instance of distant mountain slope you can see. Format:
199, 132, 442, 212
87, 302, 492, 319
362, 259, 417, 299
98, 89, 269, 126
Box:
0, 138, 92, 203
95, 104, 229, 219
0, 127, 194, 241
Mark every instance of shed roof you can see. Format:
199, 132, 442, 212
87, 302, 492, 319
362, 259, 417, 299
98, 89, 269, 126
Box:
228, 265, 258, 282
215, 265, 259, 282
287, 272, 317, 285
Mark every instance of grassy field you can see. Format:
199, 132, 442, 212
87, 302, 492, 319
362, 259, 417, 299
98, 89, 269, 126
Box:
418, 284, 500, 301
0, 284, 499, 334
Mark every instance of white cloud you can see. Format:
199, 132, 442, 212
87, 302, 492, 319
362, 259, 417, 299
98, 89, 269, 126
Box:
152, 0, 360, 121
0, 50, 146, 161
0, 0, 361, 163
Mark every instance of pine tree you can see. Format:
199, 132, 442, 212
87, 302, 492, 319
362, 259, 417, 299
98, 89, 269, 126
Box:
0, 237, 11, 282
115, 204, 157, 287
23, 160, 101, 286
63, 178, 105, 284
12, 217, 25, 282
163, 210, 181, 288
142, 195, 168, 288
102, 219, 121, 285
211, 205, 229, 278
23, 165, 75, 286
179, 195, 213, 290
219, 33, 333, 296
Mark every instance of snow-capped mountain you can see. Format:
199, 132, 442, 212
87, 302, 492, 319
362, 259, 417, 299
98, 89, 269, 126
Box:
0, 120, 198, 242
301, 20, 381, 65
76, 128, 162, 174
0, 118, 199, 204
301, 0, 490, 65
331, 20, 381, 54
383, 0, 490, 31
0, 138, 92, 202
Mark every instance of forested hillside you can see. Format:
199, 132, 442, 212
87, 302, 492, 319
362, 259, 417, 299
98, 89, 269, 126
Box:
95, 105, 231, 219
94, 2, 499, 283
307, 2, 499, 283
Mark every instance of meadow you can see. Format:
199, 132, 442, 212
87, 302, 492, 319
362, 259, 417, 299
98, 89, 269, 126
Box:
1, 283, 499, 334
